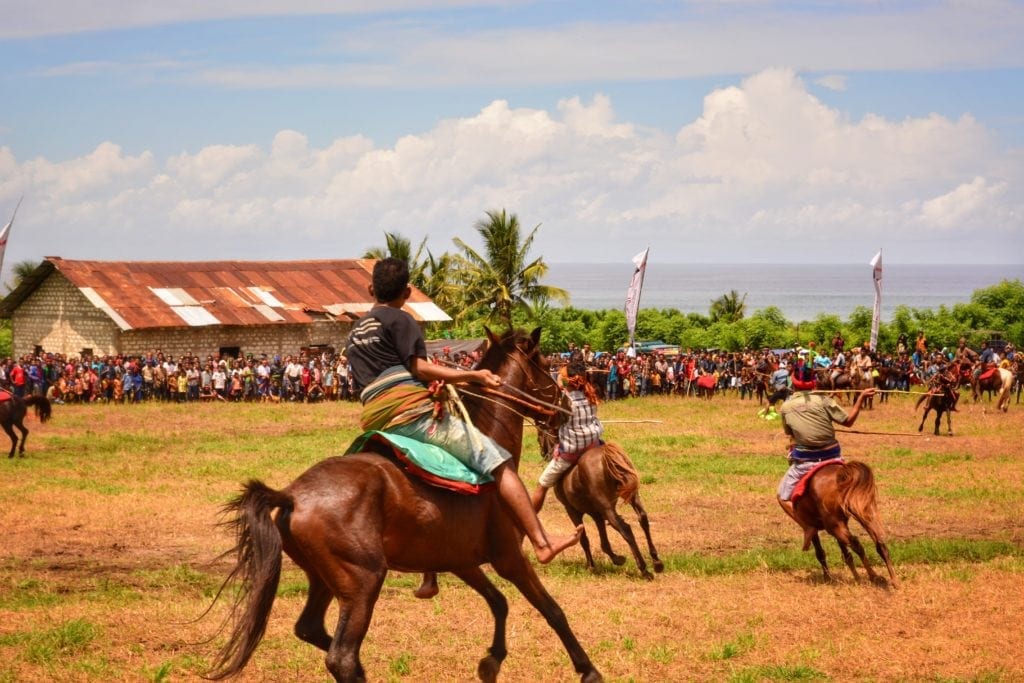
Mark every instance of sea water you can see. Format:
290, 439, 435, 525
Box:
546, 263, 1024, 322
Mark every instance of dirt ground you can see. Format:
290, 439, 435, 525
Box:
0, 394, 1022, 682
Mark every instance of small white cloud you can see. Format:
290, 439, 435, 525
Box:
815, 74, 847, 91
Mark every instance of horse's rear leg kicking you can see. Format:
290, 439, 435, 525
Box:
452, 565, 508, 683
628, 494, 664, 573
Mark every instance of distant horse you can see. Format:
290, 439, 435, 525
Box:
971, 367, 1014, 412
916, 372, 959, 436
814, 368, 855, 403
791, 460, 897, 586
206, 329, 603, 683
538, 429, 663, 581
1, 394, 53, 458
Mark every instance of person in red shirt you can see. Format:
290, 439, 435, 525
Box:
10, 361, 26, 398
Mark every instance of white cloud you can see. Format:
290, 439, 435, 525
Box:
1, 69, 1020, 266
815, 74, 847, 91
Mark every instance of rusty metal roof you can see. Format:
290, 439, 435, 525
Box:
0, 257, 451, 329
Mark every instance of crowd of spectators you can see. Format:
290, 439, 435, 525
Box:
0, 332, 1015, 406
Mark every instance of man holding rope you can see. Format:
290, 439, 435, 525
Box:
776, 361, 875, 523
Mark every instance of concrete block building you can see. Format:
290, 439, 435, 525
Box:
0, 257, 450, 359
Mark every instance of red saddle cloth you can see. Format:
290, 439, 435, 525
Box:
978, 367, 998, 382
791, 460, 842, 506
696, 375, 716, 390
0, 390, 13, 403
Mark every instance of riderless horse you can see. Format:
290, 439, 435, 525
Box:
0, 393, 52, 458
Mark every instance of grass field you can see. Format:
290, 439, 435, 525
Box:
1, 390, 1022, 682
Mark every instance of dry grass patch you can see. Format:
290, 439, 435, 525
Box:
0, 393, 1021, 681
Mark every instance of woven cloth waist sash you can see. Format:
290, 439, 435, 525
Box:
789, 442, 842, 463
359, 366, 434, 432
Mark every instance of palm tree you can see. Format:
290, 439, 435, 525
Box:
362, 232, 428, 289
453, 209, 569, 330
419, 251, 462, 318
709, 289, 747, 324
5, 260, 41, 293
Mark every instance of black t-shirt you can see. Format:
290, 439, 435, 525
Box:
345, 306, 427, 392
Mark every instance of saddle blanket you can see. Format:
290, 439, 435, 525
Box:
978, 367, 999, 382
0, 391, 12, 403
791, 459, 843, 506
346, 430, 495, 495
696, 375, 716, 390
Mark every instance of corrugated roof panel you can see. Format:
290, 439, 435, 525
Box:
406, 302, 452, 322
150, 287, 200, 306
254, 304, 286, 322
248, 286, 285, 308
171, 306, 221, 326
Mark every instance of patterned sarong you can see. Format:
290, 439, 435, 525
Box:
359, 366, 438, 432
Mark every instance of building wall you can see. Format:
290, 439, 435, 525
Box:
10, 271, 363, 360
121, 320, 352, 359
11, 273, 121, 357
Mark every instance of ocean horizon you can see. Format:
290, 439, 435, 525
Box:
545, 262, 1024, 323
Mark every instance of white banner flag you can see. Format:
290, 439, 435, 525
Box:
0, 197, 22, 282
870, 249, 882, 352
624, 247, 649, 347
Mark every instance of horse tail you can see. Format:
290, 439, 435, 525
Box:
600, 442, 639, 503
914, 391, 929, 412
206, 480, 292, 680
836, 461, 886, 543
24, 396, 52, 423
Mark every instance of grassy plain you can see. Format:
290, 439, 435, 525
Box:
0, 390, 1022, 682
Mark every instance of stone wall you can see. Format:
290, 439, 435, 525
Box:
11, 272, 354, 359
11, 273, 121, 357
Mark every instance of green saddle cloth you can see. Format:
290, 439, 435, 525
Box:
347, 430, 494, 494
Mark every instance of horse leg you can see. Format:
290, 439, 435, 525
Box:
322, 566, 385, 683
602, 506, 652, 580
591, 512, 625, 567
934, 409, 942, 437
452, 566, 508, 683
809, 532, 832, 582
3, 421, 18, 458
628, 494, 664, 573
944, 407, 953, 436
828, 523, 862, 582
294, 570, 334, 651
15, 419, 28, 456
562, 504, 597, 571
917, 404, 931, 433
490, 555, 602, 683
845, 533, 885, 585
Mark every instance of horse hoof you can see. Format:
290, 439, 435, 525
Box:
611, 555, 627, 566
653, 560, 665, 573
642, 571, 655, 581
581, 670, 605, 683
477, 655, 501, 683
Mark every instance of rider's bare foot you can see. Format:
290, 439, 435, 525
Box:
413, 572, 438, 599
534, 525, 584, 564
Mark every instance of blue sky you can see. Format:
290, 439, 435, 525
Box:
1, 0, 1022, 278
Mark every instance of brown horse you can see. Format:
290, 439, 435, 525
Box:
1, 394, 52, 458
207, 329, 603, 683
538, 430, 663, 580
916, 372, 959, 436
792, 460, 897, 586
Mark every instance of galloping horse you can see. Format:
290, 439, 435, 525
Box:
207, 329, 603, 683
971, 366, 1014, 412
537, 429, 663, 580
0, 394, 52, 458
792, 460, 897, 586
916, 372, 959, 436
